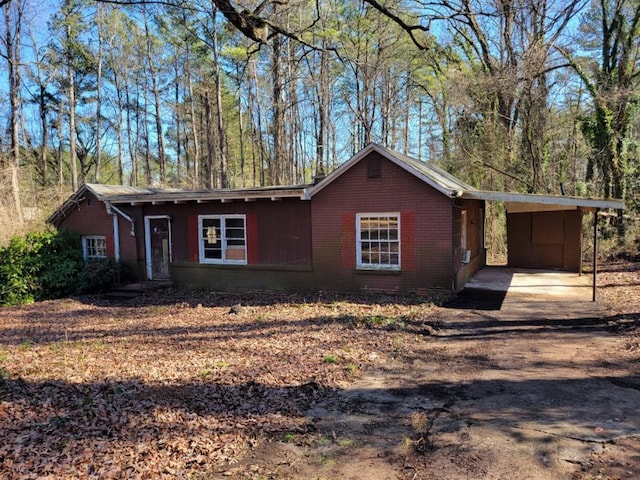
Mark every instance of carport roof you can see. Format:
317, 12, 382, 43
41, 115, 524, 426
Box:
461, 190, 624, 212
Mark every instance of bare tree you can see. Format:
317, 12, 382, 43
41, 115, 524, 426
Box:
2, 0, 24, 222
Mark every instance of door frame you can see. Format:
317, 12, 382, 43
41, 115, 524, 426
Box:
144, 215, 173, 280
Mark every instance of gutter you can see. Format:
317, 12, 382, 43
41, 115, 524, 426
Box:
105, 202, 136, 263
105, 202, 136, 237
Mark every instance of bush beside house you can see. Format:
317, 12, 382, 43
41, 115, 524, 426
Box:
0, 230, 129, 306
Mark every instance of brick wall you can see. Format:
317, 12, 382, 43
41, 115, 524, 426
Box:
311, 151, 455, 294
140, 198, 312, 267
58, 193, 116, 258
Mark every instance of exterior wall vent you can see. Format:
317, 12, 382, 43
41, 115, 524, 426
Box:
367, 157, 382, 178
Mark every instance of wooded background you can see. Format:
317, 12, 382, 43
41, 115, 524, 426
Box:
0, 0, 638, 251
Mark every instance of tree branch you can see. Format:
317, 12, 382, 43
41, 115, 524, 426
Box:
361, 0, 432, 51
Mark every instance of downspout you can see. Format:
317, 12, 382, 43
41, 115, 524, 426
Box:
105, 201, 136, 263
108, 203, 136, 237
112, 214, 120, 261
592, 208, 599, 302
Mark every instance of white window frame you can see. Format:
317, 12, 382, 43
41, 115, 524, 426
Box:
82, 236, 107, 259
198, 214, 247, 265
356, 213, 401, 271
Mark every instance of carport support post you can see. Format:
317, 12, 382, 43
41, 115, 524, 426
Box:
592, 208, 599, 302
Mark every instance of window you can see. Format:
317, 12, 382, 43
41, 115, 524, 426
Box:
198, 215, 247, 264
356, 213, 400, 270
82, 236, 107, 259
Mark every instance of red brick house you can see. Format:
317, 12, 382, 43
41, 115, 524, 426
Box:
48, 144, 623, 295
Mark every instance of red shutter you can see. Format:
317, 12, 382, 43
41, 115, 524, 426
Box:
246, 213, 259, 264
341, 213, 356, 268
401, 211, 416, 271
106, 235, 115, 258
188, 215, 199, 262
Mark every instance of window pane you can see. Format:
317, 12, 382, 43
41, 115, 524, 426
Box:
202, 218, 220, 245
202, 218, 220, 229
357, 214, 399, 269
226, 228, 244, 239
204, 248, 222, 259
226, 218, 244, 228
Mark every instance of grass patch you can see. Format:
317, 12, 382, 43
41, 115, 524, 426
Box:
343, 363, 357, 373
323, 354, 339, 364
337, 438, 355, 448
282, 432, 297, 443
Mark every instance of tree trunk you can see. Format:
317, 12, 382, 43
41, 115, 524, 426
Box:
144, 7, 166, 184
57, 98, 64, 186
4, 2, 23, 221
114, 69, 124, 185
187, 50, 200, 187
94, 4, 104, 183
204, 89, 215, 188
173, 52, 182, 183
211, 5, 228, 188
271, 31, 284, 185
66, 21, 78, 191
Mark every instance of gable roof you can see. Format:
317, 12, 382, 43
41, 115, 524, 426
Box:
48, 144, 623, 227
308, 144, 624, 211
307, 143, 475, 199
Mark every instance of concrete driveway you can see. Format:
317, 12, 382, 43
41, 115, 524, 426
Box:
465, 266, 594, 303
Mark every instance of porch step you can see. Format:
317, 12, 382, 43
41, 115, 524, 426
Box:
104, 289, 142, 300
104, 281, 173, 300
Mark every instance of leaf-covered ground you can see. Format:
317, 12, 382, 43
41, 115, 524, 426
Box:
596, 261, 640, 349
0, 291, 435, 478
0, 262, 638, 479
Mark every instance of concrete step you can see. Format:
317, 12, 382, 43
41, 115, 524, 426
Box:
104, 290, 142, 300
104, 281, 172, 300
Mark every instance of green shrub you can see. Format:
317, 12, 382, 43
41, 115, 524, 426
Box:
0, 235, 40, 305
75, 257, 133, 294
0, 229, 132, 306
38, 230, 85, 299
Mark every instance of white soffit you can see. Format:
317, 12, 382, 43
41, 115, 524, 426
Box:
462, 190, 624, 211
506, 202, 577, 213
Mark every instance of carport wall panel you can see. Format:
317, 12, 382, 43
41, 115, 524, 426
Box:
311, 151, 454, 293
507, 209, 582, 272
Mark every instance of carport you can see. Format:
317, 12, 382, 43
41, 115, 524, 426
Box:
460, 191, 624, 301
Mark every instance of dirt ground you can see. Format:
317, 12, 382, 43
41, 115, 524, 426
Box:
0, 262, 638, 479
229, 263, 640, 480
